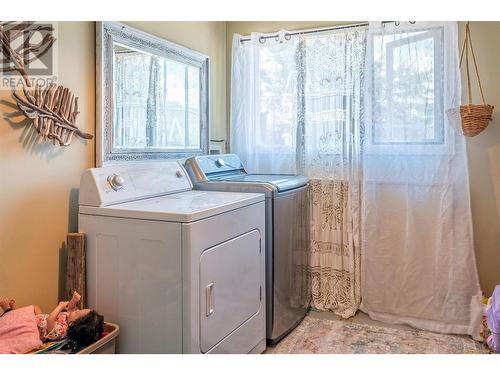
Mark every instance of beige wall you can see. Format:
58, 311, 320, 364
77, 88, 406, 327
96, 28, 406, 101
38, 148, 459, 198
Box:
0, 21, 498, 313
459, 22, 500, 296
0, 22, 95, 312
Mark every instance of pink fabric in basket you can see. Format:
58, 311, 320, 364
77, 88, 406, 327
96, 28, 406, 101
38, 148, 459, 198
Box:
0, 305, 42, 354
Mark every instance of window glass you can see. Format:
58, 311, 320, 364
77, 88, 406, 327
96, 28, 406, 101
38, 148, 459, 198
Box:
370, 29, 444, 145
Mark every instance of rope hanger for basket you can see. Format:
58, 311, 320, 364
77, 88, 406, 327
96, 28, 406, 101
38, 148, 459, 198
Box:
458, 22, 494, 137
460, 22, 486, 107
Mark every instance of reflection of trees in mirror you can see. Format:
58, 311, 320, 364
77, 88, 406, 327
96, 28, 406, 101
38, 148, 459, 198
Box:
113, 46, 201, 151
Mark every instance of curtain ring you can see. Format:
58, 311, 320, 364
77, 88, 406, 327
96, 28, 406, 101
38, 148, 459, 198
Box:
395, 21, 400, 26
275, 34, 280, 42
284, 33, 291, 41
259, 36, 266, 44
409, 21, 416, 24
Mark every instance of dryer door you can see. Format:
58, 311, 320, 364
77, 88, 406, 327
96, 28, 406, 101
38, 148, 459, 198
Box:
199, 230, 262, 353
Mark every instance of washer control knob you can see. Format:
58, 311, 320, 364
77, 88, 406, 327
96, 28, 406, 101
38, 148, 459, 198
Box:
107, 174, 125, 191
175, 170, 183, 178
216, 158, 225, 167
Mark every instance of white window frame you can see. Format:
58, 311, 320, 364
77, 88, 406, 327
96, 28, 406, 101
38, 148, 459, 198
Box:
364, 25, 454, 156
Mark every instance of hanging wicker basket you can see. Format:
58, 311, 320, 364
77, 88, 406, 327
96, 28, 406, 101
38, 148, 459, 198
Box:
459, 22, 494, 137
460, 104, 494, 137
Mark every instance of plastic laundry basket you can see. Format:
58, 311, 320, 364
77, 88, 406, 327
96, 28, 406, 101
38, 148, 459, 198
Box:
77, 322, 120, 354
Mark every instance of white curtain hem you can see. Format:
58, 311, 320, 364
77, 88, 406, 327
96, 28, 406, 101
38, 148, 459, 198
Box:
360, 294, 484, 339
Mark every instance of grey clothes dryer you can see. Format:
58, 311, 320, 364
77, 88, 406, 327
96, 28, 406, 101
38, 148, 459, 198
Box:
185, 154, 311, 345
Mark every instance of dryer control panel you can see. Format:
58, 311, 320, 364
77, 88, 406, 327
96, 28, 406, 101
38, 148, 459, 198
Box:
79, 161, 193, 207
184, 154, 246, 182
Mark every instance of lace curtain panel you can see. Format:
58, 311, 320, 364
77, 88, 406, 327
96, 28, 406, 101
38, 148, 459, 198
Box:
361, 21, 483, 336
231, 28, 366, 318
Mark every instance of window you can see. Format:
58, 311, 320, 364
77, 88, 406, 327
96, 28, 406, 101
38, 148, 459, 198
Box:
254, 33, 361, 158
233, 29, 365, 177
257, 40, 299, 154
366, 26, 448, 154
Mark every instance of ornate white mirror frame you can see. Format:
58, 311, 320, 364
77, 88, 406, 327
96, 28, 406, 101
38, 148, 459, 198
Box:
95, 22, 210, 166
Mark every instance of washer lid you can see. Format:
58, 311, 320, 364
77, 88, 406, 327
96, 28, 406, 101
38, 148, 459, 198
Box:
212, 174, 309, 192
79, 190, 264, 223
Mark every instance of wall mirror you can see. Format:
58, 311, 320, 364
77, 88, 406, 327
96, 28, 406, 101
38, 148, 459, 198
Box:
96, 22, 209, 165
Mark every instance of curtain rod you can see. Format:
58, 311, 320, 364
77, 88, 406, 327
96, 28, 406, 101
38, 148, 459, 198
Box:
239, 21, 414, 43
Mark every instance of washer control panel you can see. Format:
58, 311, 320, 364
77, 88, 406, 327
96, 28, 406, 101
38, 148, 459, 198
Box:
186, 154, 245, 177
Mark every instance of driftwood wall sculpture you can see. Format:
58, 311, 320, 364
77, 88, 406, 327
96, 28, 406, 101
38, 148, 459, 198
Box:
12, 83, 93, 146
1, 21, 93, 146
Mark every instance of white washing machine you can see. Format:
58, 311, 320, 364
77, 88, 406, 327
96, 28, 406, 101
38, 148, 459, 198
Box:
78, 161, 266, 354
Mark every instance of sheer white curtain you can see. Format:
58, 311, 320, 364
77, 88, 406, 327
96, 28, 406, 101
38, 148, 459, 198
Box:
361, 21, 483, 336
231, 31, 299, 174
231, 28, 366, 317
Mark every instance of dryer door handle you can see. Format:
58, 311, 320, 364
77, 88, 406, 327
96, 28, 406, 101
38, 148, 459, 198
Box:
205, 282, 214, 317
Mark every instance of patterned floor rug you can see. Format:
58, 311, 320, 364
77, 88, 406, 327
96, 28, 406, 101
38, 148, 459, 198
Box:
269, 316, 490, 354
